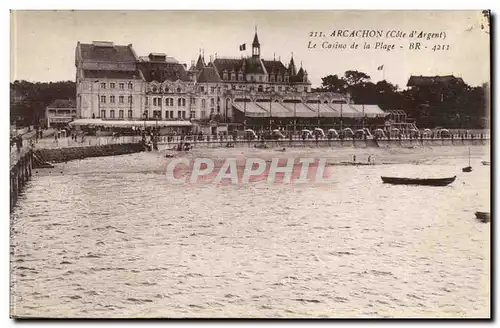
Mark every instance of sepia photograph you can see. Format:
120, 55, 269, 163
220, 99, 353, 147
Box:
9, 9, 491, 318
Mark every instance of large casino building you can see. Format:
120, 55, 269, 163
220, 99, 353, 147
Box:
74, 31, 386, 133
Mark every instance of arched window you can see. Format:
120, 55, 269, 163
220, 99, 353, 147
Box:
182, 98, 186, 107
153, 98, 157, 106
169, 98, 174, 106
277, 75, 282, 82
178, 98, 182, 107
258, 85, 263, 92
177, 87, 181, 93
231, 73, 236, 80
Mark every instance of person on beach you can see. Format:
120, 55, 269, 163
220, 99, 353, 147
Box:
353, 155, 356, 163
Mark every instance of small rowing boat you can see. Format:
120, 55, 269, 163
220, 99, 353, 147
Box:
482, 161, 490, 166
475, 211, 490, 223
381, 176, 456, 186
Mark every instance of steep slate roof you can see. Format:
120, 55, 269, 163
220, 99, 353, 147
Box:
262, 59, 288, 75
407, 75, 465, 87
83, 70, 143, 79
197, 67, 221, 83
79, 43, 137, 62
47, 99, 76, 108
244, 57, 265, 74
213, 58, 244, 74
138, 62, 190, 82
290, 67, 306, 83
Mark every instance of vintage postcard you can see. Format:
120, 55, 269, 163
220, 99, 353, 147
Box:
9, 10, 490, 318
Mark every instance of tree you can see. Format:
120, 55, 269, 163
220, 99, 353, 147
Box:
320, 74, 347, 93
344, 70, 371, 86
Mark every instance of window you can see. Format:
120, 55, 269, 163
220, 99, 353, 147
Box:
101, 110, 106, 118
146, 97, 149, 106
210, 98, 215, 106
278, 86, 282, 92
177, 111, 182, 118
119, 110, 124, 118
153, 98, 157, 106
110, 96, 115, 103
119, 83, 125, 89
182, 98, 186, 106
223, 72, 228, 80
200, 86, 205, 93
251, 76, 255, 82
165, 87, 169, 93
270, 74, 275, 82
110, 110, 115, 119
201, 111, 206, 119
100, 83, 106, 89
143, 110, 149, 118
128, 110, 133, 118
190, 111, 196, 119
165, 111, 169, 119
119, 96, 124, 104
210, 87, 215, 94
182, 111, 186, 119
284, 75, 289, 83
168, 98, 174, 106
277, 75, 282, 82
258, 76, 263, 82
178, 98, 186, 107
110, 83, 115, 89
201, 99, 206, 109
170, 111, 174, 119
128, 96, 133, 104
231, 73, 236, 80
238, 74, 243, 81
100, 95, 106, 103
190, 97, 196, 105
128, 82, 133, 90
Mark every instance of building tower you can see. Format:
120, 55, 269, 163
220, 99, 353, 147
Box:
252, 27, 260, 58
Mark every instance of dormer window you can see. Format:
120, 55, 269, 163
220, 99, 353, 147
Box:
231, 73, 236, 80
238, 73, 243, 81
277, 75, 282, 82
223, 71, 228, 80
284, 75, 289, 83
270, 74, 275, 82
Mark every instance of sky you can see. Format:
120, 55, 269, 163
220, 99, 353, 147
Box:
10, 10, 490, 89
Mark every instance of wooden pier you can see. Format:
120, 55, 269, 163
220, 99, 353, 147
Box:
10, 148, 34, 210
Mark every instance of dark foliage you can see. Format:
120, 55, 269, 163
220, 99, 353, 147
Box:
10, 80, 76, 126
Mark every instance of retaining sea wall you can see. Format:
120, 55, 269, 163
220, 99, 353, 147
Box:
34, 143, 144, 163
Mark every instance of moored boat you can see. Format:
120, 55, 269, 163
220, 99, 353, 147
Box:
475, 211, 490, 223
381, 176, 456, 186
482, 161, 490, 166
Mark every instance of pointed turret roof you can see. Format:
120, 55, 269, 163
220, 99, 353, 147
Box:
288, 54, 297, 76
252, 31, 260, 46
195, 54, 205, 70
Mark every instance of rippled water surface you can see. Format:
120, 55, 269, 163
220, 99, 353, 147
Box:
11, 146, 490, 318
